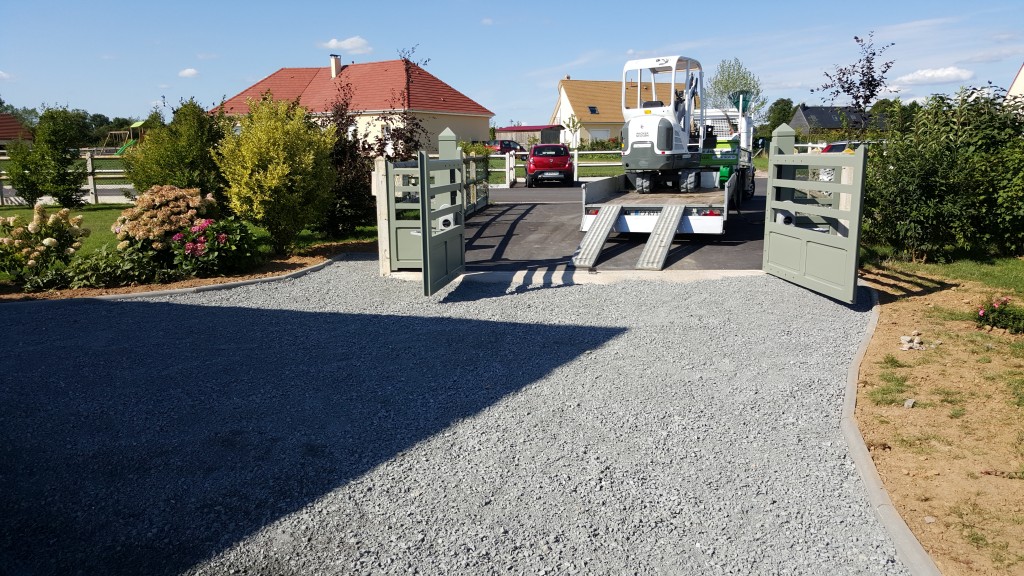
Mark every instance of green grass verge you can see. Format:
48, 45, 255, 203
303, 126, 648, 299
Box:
879, 258, 1024, 294
869, 371, 913, 405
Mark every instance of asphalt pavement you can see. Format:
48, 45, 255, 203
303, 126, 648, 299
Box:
467, 178, 767, 272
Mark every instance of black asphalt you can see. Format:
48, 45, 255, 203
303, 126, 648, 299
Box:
466, 178, 767, 271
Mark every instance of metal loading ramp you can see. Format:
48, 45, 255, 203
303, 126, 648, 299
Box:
572, 205, 622, 269
635, 205, 685, 270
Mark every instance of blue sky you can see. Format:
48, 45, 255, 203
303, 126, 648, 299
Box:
2, 0, 1022, 127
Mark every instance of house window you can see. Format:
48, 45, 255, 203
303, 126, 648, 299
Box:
587, 106, 599, 114
589, 129, 611, 141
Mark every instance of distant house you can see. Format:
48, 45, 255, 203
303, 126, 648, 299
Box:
550, 78, 630, 146
215, 56, 493, 151
494, 124, 561, 146
788, 104, 871, 134
0, 113, 32, 151
1009, 62, 1024, 99
549, 77, 740, 146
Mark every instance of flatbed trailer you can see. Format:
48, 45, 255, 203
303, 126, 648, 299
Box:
574, 168, 747, 271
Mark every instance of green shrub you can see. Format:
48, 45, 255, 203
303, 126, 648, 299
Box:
216, 96, 336, 254
580, 137, 622, 151
975, 296, 1024, 334
169, 217, 260, 277
57, 244, 177, 289
122, 99, 229, 203
459, 141, 492, 157
0, 204, 90, 286
6, 107, 90, 207
864, 88, 1024, 261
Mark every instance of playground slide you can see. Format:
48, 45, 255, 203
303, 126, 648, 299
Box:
116, 139, 137, 155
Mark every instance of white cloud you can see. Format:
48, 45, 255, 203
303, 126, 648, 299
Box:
178, 68, 199, 78
320, 36, 372, 55
959, 46, 1024, 64
895, 67, 974, 85
481, 17, 493, 25
0, 70, 10, 80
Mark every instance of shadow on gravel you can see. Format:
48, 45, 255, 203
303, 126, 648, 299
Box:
0, 300, 625, 575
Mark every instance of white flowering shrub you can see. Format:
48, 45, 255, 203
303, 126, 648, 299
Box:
0, 203, 90, 285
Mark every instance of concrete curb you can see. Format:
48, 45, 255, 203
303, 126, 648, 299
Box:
91, 254, 351, 301
843, 285, 942, 576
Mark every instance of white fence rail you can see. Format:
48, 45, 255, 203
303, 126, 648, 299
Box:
0, 152, 132, 206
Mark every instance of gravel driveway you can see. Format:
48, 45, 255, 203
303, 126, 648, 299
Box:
0, 255, 908, 575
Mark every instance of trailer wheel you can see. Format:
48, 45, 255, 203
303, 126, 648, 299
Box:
636, 173, 650, 194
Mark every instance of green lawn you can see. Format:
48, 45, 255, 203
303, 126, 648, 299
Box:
881, 258, 1024, 294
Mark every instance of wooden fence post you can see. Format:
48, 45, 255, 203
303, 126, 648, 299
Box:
86, 151, 98, 204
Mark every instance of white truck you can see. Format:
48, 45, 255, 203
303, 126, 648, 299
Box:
572, 55, 756, 271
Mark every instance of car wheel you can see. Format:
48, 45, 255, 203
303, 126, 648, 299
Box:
564, 174, 573, 186
526, 174, 534, 188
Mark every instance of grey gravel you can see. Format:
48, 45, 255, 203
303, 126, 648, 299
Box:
0, 254, 908, 575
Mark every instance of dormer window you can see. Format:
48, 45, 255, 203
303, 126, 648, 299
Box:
588, 106, 599, 114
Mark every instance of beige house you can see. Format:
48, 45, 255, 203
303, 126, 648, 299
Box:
549, 77, 678, 146
1009, 62, 1024, 99
216, 56, 493, 150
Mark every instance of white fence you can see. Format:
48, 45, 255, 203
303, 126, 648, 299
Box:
491, 149, 624, 186
0, 152, 133, 206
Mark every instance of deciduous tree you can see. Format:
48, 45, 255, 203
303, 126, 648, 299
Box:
812, 31, 895, 113
705, 58, 766, 120
122, 98, 229, 202
6, 106, 89, 207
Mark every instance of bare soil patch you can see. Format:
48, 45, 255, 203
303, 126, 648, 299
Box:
0, 241, 375, 302
857, 268, 1024, 575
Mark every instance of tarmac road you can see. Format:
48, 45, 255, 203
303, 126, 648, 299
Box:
467, 178, 767, 272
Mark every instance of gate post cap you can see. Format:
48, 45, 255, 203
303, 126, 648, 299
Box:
772, 123, 796, 138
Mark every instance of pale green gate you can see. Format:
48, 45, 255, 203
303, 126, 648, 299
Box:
417, 142, 465, 296
382, 129, 468, 295
762, 124, 866, 304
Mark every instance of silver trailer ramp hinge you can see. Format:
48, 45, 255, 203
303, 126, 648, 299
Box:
572, 205, 622, 269
636, 205, 684, 270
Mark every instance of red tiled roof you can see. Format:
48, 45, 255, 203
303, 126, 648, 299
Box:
0, 114, 32, 141
214, 59, 493, 117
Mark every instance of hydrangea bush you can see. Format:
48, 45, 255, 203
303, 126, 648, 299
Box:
112, 185, 218, 252
170, 216, 259, 277
0, 204, 90, 284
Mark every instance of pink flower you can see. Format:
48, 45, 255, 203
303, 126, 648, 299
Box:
216, 233, 228, 245
979, 309, 985, 317
172, 232, 185, 242
197, 235, 207, 244
190, 224, 201, 233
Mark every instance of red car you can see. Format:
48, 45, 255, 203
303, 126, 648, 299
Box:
526, 144, 574, 187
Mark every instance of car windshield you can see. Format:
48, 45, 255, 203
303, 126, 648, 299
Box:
533, 146, 568, 157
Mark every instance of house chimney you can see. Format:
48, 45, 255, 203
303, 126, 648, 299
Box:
330, 54, 341, 78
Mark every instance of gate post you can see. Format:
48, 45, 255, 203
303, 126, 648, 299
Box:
771, 124, 796, 203
371, 155, 391, 276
